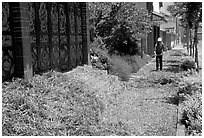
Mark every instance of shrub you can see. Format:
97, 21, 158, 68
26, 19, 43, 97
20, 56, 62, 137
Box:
90, 47, 111, 70
181, 92, 202, 136
90, 47, 150, 81
179, 82, 201, 96
108, 55, 133, 81
181, 59, 196, 71
179, 74, 202, 136
90, 36, 106, 50
105, 25, 140, 55
122, 55, 149, 73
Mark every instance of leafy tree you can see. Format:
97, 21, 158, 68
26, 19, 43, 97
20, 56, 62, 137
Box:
89, 2, 152, 55
167, 2, 202, 72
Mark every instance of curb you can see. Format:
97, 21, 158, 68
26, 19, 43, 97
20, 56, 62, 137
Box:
176, 96, 186, 136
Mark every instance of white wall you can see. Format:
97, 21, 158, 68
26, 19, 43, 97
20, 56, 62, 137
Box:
135, 2, 146, 10
153, 2, 160, 13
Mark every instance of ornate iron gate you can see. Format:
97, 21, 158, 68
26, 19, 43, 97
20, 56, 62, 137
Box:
2, 3, 15, 81
28, 2, 84, 73
2, 2, 87, 81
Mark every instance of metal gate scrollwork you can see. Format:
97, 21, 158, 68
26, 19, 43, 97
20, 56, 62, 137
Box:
27, 2, 84, 73
2, 2, 15, 81
2, 2, 85, 80
58, 3, 69, 70
70, 3, 83, 68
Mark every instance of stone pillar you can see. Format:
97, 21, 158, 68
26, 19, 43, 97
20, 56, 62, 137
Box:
11, 2, 33, 81
81, 2, 90, 65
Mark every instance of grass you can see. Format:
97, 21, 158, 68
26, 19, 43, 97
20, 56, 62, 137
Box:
178, 72, 202, 136
2, 69, 135, 136
2, 73, 100, 135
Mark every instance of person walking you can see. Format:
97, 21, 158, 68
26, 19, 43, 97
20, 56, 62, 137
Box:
155, 37, 165, 70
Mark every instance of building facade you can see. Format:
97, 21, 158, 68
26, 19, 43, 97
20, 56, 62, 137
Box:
2, 2, 90, 81
138, 2, 166, 56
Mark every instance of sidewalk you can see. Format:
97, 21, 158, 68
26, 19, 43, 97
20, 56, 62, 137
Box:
63, 44, 188, 136
172, 43, 187, 52
172, 43, 184, 49
106, 45, 188, 136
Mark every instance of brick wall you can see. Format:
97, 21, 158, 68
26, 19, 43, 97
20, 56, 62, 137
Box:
10, 2, 33, 81
81, 2, 90, 65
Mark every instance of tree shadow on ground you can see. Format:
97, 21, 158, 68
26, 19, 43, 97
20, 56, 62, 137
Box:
163, 65, 181, 73
164, 95, 186, 105
170, 49, 188, 55
164, 96, 179, 105
165, 60, 181, 64
150, 69, 158, 72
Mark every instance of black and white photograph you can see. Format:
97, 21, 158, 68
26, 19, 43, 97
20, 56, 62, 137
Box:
1, 1, 202, 136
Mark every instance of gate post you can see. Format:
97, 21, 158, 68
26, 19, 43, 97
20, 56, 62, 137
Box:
11, 2, 33, 81
81, 2, 90, 65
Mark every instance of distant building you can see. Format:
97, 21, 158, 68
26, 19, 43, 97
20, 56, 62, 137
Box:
135, 2, 167, 56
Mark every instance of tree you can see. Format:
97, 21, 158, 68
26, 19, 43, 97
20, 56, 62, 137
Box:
89, 2, 152, 55
167, 2, 202, 72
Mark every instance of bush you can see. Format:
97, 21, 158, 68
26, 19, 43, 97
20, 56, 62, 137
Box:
108, 55, 133, 81
181, 92, 202, 136
122, 55, 149, 73
181, 59, 196, 71
179, 81, 201, 96
105, 25, 139, 55
90, 47, 150, 81
90, 47, 111, 70
90, 37, 106, 50
178, 75, 202, 136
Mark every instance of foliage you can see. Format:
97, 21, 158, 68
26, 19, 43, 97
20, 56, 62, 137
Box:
178, 75, 202, 136
179, 76, 201, 96
2, 71, 134, 136
108, 55, 133, 81
90, 47, 111, 70
167, 2, 202, 71
167, 2, 202, 29
89, 2, 152, 55
180, 59, 196, 71
122, 55, 150, 73
2, 74, 99, 136
104, 24, 140, 55
90, 36, 106, 50
90, 46, 151, 81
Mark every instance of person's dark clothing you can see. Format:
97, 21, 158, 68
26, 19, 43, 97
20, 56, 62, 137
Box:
156, 55, 163, 70
155, 42, 164, 70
